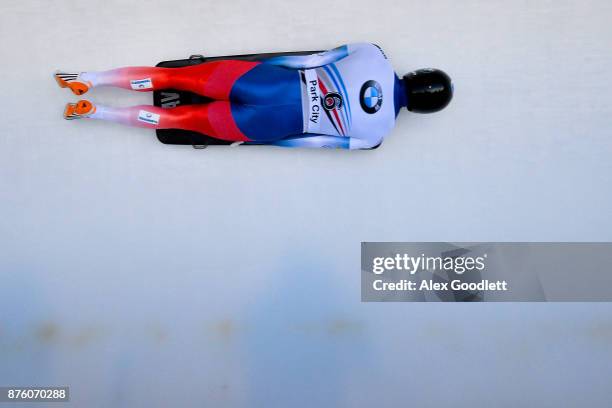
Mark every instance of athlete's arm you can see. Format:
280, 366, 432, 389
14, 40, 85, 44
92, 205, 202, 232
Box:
266, 135, 350, 149
263, 45, 352, 69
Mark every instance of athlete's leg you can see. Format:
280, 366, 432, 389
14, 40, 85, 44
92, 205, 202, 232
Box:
64, 98, 303, 143
55, 60, 259, 97
64, 100, 250, 142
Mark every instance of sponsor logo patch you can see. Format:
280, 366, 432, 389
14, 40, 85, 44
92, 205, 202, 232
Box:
323, 92, 343, 111
137, 110, 160, 125
359, 80, 383, 114
130, 78, 153, 90
304, 69, 321, 133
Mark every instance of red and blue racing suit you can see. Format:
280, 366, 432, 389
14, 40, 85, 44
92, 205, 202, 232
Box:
84, 43, 406, 149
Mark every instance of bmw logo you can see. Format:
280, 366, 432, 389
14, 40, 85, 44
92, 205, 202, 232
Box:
359, 80, 383, 114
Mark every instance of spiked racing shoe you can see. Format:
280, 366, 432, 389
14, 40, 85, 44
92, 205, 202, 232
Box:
54, 71, 92, 95
64, 99, 95, 120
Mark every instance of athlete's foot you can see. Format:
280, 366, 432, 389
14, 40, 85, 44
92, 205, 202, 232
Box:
64, 99, 96, 120
54, 71, 92, 95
